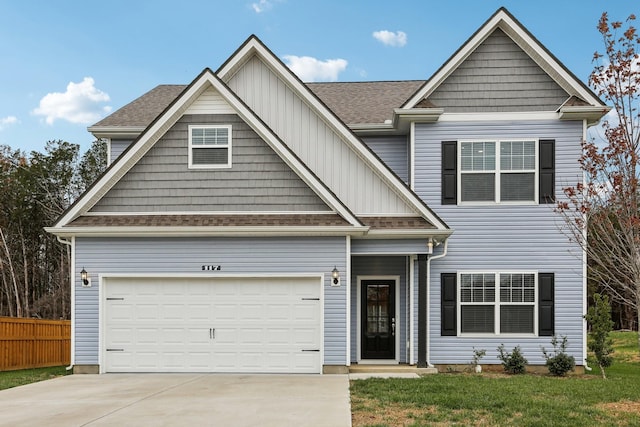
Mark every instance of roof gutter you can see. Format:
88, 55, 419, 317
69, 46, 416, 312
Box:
558, 106, 611, 127
87, 126, 146, 139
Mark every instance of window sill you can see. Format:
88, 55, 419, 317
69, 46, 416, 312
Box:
188, 164, 233, 170
457, 333, 538, 338
457, 201, 538, 207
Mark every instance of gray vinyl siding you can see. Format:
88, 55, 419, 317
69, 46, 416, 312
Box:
109, 139, 132, 164
361, 136, 409, 184
414, 119, 584, 365
227, 55, 414, 215
351, 256, 408, 363
91, 114, 330, 212
427, 29, 569, 112
74, 236, 347, 366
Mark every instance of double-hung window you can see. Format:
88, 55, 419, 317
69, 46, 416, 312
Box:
459, 272, 536, 335
459, 140, 537, 203
188, 125, 232, 168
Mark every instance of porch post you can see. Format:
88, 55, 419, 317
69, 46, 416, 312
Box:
417, 254, 427, 368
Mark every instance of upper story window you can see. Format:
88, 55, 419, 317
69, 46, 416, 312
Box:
459, 272, 536, 335
188, 125, 232, 169
459, 140, 537, 203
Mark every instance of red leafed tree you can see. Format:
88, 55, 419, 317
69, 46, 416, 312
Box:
557, 13, 640, 346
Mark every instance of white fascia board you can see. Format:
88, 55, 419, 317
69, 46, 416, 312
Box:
44, 226, 369, 238
438, 111, 560, 122
218, 38, 449, 232
363, 229, 454, 239
87, 126, 145, 139
403, 10, 603, 109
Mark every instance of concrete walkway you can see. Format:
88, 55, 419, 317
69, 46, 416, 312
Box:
0, 374, 351, 427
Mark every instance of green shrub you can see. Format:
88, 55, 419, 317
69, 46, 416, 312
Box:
497, 344, 527, 374
585, 293, 614, 379
541, 335, 576, 376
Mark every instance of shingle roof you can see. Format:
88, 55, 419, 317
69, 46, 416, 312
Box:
360, 216, 436, 230
92, 85, 186, 128
307, 81, 426, 125
90, 81, 426, 129
68, 214, 436, 230
68, 214, 351, 227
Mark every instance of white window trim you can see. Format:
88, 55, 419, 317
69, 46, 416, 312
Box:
457, 139, 539, 205
188, 124, 232, 169
457, 270, 538, 337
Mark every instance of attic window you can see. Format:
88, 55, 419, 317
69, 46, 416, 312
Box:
188, 125, 232, 168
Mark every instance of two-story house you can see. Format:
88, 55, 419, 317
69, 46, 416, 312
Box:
47, 8, 607, 374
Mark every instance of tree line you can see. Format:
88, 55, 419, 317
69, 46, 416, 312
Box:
0, 140, 106, 319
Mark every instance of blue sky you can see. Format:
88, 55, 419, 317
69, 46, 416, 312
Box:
0, 0, 635, 154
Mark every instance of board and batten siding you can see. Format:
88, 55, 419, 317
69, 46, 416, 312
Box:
351, 256, 409, 363
226, 55, 414, 215
426, 29, 569, 112
361, 136, 409, 184
74, 236, 348, 367
414, 119, 585, 365
91, 114, 330, 213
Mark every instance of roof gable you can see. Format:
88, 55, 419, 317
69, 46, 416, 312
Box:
90, 113, 333, 214
403, 7, 606, 110
53, 69, 364, 229
425, 28, 570, 112
217, 36, 447, 230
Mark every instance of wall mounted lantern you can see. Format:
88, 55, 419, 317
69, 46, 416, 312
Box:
331, 266, 340, 287
80, 267, 91, 287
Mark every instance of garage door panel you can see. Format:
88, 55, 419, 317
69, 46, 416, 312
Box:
104, 277, 322, 373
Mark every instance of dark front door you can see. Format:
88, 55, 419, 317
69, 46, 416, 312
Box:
361, 280, 395, 359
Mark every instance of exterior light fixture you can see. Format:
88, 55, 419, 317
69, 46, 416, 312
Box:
331, 266, 340, 286
427, 238, 434, 254
80, 268, 91, 287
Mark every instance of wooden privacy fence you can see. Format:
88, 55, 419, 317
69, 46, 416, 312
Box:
0, 317, 70, 371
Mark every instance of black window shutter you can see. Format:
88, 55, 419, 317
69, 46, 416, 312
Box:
538, 273, 554, 336
441, 141, 457, 205
539, 139, 555, 204
441, 273, 457, 336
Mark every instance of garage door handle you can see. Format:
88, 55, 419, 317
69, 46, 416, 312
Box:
302, 349, 320, 352
210, 328, 215, 339
301, 298, 320, 301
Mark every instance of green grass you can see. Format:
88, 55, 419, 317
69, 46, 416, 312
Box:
0, 366, 68, 391
351, 331, 640, 427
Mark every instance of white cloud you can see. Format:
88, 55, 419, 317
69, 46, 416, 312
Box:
252, 0, 272, 13
32, 77, 111, 125
282, 55, 348, 82
0, 115, 18, 130
372, 30, 407, 47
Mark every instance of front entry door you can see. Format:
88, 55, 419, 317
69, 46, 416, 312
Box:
361, 280, 395, 359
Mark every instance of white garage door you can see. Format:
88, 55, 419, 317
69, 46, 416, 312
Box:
103, 276, 321, 373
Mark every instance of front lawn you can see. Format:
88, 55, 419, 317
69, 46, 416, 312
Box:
351, 332, 640, 426
0, 366, 67, 391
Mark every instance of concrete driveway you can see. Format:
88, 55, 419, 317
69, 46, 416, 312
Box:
0, 374, 351, 427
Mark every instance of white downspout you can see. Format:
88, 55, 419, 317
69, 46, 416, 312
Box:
582, 119, 592, 372
426, 239, 449, 368
56, 235, 75, 372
